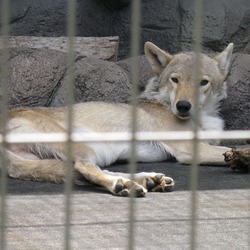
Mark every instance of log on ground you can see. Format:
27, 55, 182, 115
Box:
0, 36, 119, 61
224, 146, 250, 173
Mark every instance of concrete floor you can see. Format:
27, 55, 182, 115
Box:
2, 162, 250, 249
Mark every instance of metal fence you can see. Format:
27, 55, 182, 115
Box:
0, 0, 250, 249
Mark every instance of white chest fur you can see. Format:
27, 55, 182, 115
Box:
86, 140, 172, 167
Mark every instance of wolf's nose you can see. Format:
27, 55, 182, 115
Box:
176, 101, 191, 114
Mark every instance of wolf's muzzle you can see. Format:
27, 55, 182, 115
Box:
176, 100, 191, 115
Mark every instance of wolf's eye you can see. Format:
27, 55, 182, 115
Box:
171, 77, 179, 84
200, 80, 209, 86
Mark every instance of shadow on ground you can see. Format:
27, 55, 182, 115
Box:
3, 161, 250, 195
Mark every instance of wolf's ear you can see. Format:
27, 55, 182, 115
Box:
214, 43, 234, 77
144, 42, 173, 76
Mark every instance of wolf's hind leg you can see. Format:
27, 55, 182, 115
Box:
7, 150, 67, 183
103, 170, 174, 192
74, 162, 147, 197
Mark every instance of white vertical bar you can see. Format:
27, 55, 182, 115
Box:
249, 171, 250, 248
128, 0, 141, 249
0, 0, 10, 249
64, 0, 76, 249
190, 0, 204, 249
249, 188, 250, 249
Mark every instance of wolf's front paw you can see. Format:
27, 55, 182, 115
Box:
142, 174, 174, 192
111, 178, 147, 197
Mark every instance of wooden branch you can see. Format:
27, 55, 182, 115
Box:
0, 36, 119, 61
224, 146, 250, 173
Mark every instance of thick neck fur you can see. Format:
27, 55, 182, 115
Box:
139, 77, 168, 105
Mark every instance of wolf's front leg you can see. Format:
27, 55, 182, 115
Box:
173, 141, 230, 165
103, 170, 175, 192
74, 162, 147, 197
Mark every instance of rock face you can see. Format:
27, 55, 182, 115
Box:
50, 57, 131, 107
7, 0, 67, 37
221, 54, 250, 131
0, 48, 131, 109
179, 0, 250, 53
117, 56, 154, 91
2, 0, 250, 59
1, 48, 66, 108
101, 0, 131, 10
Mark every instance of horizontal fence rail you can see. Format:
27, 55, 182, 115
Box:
0, 130, 250, 144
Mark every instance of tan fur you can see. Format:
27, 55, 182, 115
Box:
1, 42, 234, 197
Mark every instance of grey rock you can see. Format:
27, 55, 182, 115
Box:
50, 57, 131, 107
221, 54, 250, 131
179, 0, 250, 53
4, 0, 250, 60
117, 55, 155, 91
140, 0, 182, 54
3, 48, 66, 108
8, 0, 31, 25
76, 1, 111, 38
7, 0, 67, 37
101, 0, 131, 10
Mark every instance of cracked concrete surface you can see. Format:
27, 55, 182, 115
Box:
2, 162, 250, 249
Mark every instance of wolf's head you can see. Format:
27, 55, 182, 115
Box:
143, 42, 234, 120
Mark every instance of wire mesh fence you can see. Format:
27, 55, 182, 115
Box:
0, 0, 250, 249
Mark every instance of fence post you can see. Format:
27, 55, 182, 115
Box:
190, 0, 204, 249
128, 0, 141, 249
0, 0, 10, 249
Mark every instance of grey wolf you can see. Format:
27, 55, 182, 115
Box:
1, 42, 233, 197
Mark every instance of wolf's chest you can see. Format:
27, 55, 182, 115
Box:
86, 141, 171, 167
